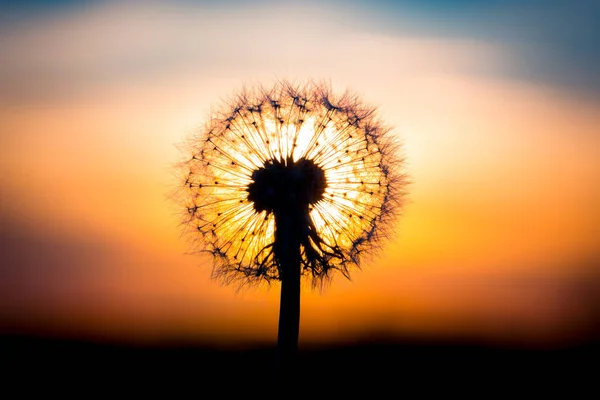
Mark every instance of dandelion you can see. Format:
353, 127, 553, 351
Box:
175, 80, 406, 382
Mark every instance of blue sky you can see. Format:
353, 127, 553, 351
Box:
1, 0, 598, 98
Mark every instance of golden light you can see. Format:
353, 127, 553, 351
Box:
176, 81, 405, 287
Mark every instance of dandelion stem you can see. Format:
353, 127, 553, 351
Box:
275, 210, 301, 384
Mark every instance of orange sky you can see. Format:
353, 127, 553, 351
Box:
1, 1, 598, 348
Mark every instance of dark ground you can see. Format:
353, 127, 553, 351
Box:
2, 334, 597, 396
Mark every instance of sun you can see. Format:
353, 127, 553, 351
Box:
176, 80, 405, 287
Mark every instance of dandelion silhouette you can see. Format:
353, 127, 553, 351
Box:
176, 80, 405, 382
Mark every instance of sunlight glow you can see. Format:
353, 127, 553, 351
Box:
177, 82, 403, 286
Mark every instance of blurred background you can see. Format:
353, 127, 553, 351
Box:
1, 0, 598, 389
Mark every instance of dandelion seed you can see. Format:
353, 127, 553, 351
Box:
176, 80, 405, 287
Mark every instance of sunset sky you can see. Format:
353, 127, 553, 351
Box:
1, 0, 598, 349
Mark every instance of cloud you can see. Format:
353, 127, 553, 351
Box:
0, 0, 510, 104
3, 0, 597, 104
353, 0, 600, 96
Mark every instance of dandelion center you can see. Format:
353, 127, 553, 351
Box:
247, 157, 326, 214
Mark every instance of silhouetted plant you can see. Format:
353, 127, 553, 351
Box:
175, 80, 406, 383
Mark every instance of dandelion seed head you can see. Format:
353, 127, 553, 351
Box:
176, 80, 406, 288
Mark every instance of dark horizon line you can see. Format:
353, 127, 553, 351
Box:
2, 330, 597, 351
